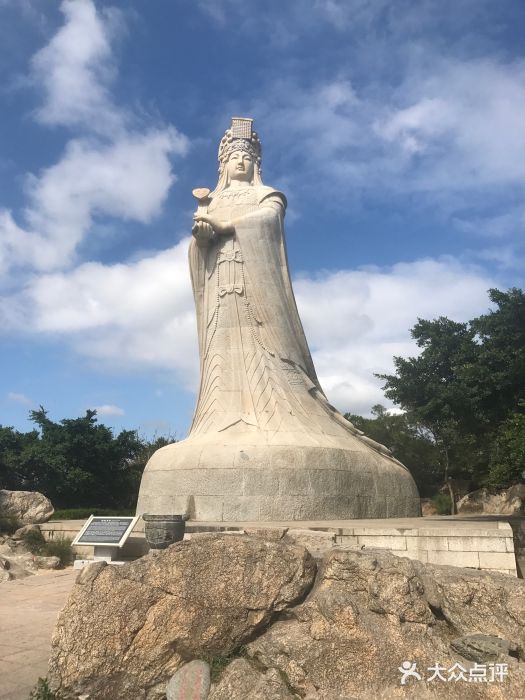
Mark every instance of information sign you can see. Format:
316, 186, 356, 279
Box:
72, 515, 139, 548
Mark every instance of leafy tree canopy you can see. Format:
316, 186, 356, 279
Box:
375, 288, 525, 492
0, 408, 175, 509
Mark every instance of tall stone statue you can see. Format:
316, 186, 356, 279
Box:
137, 118, 420, 520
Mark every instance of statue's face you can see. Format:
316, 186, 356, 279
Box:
226, 150, 254, 182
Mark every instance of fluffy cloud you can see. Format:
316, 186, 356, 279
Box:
0, 0, 188, 275
2, 246, 496, 414
197, 0, 525, 216
31, 0, 124, 135
294, 258, 495, 413
3, 239, 198, 385
1, 129, 186, 274
252, 56, 525, 204
91, 404, 125, 416
373, 58, 525, 191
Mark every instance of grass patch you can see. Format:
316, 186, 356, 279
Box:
206, 646, 247, 682
51, 507, 134, 520
22, 529, 73, 567
29, 677, 64, 699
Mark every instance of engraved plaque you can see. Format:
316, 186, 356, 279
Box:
72, 515, 138, 547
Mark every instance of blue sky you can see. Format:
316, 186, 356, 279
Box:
1, 0, 524, 438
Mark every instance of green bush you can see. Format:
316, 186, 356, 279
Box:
432, 493, 452, 515
51, 507, 133, 520
22, 528, 47, 552
43, 537, 74, 567
22, 530, 73, 567
29, 677, 64, 699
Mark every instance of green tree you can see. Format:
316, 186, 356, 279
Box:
0, 409, 175, 509
376, 317, 483, 508
469, 288, 525, 426
376, 288, 525, 507
0, 425, 41, 491
488, 408, 525, 489
22, 407, 144, 508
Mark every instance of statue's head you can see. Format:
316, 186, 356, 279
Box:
225, 148, 255, 183
213, 117, 263, 191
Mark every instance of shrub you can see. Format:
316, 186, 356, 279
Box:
432, 493, 452, 515
206, 646, 247, 682
29, 677, 64, 699
43, 537, 74, 567
22, 527, 47, 552
22, 529, 73, 567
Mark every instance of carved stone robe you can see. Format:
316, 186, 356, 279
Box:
187, 184, 378, 448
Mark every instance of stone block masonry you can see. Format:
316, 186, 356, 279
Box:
334, 521, 518, 576
41, 516, 520, 577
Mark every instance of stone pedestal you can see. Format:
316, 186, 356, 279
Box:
93, 545, 118, 562
136, 435, 420, 522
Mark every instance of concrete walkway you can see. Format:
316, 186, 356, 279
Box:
0, 569, 77, 700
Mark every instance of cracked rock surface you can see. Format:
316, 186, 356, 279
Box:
48, 534, 316, 699
209, 658, 296, 699
48, 537, 525, 699
246, 548, 525, 699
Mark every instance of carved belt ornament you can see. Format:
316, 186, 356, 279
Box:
219, 284, 243, 296
218, 250, 243, 263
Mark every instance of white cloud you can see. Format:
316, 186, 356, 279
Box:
313, 0, 387, 29
1, 247, 496, 415
193, 0, 301, 45
92, 404, 124, 416
374, 58, 525, 191
250, 56, 525, 218
1, 130, 186, 274
7, 391, 33, 406
294, 257, 496, 414
31, 0, 124, 135
0, 0, 188, 275
3, 239, 198, 387
453, 207, 525, 240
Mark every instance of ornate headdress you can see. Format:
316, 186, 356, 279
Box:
218, 117, 262, 174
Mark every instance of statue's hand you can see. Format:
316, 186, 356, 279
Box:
193, 213, 233, 235
192, 220, 214, 244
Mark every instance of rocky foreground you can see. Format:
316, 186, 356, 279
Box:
49, 533, 525, 699
0, 490, 58, 580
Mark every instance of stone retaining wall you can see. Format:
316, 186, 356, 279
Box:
333, 523, 517, 576
40, 518, 519, 576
